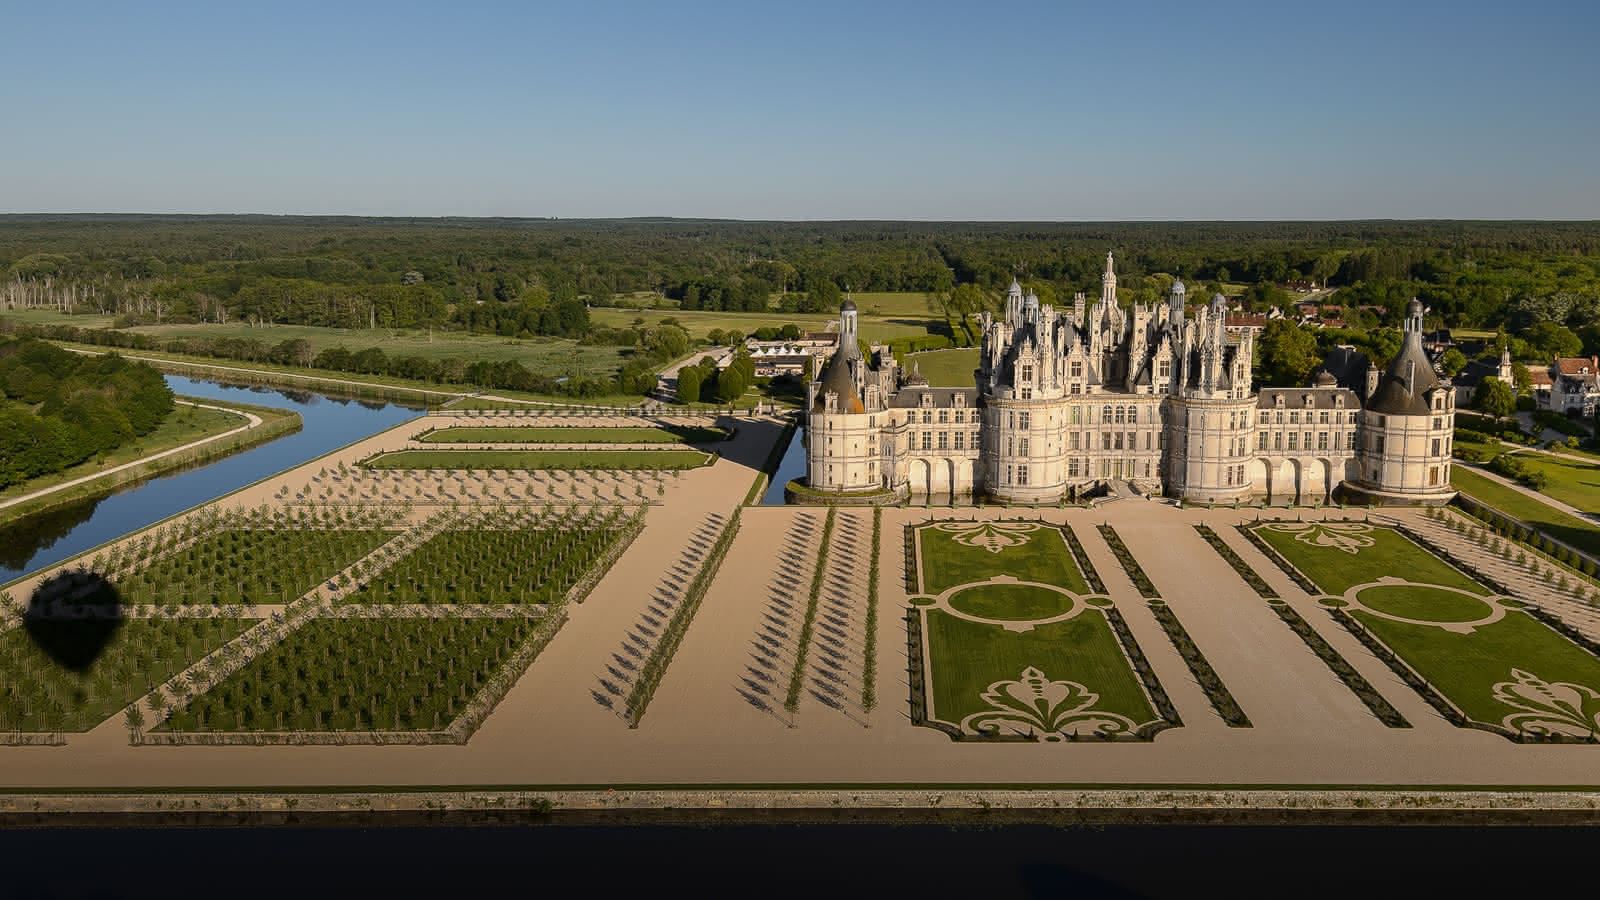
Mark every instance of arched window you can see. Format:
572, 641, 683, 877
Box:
1102, 405, 1112, 423
1114, 407, 1125, 424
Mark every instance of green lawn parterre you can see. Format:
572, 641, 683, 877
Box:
1252, 521, 1600, 738
418, 425, 731, 444
360, 449, 712, 470
158, 617, 540, 733
0, 618, 252, 732
911, 521, 1163, 738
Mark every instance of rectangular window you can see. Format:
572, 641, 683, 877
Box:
1318, 432, 1328, 450
1229, 412, 1237, 430
1159, 359, 1170, 377
1259, 412, 1269, 425
1288, 432, 1298, 451
1144, 432, 1151, 450
1303, 431, 1311, 450
1070, 433, 1080, 450
1017, 465, 1029, 485
972, 430, 981, 448
1375, 435, 1385, 454
1289, 410, 1300, 425
1431, 438, 1441, 456
1021, 386, 1032, 400
1347, 432, 1357, 450
1274, 432, 1283, 450
1069, 458, 1080, 477
954, 432, 964, 451
1432, 417, 1442, 431
1018, 438, 1030, 457
921, 432, 931, 451
1126, 431, 1135, 449
921, 410, 931, 424
938, 409, 948, 424
1319, 411, 1330, 425
954, 410, 965, 424
1018, 412, 1031, 429
1071, 406, 1082, 424
1070, 383, 1081, 395
1275, 410, 1284, 424
1349, 412, 1358, 424
1021, 364, 1033, 384
938, 432, 948, 450
1257, 432, 1267, 450
1071, 361, 1083, 378
1103, 432, 1112, 450
1114, 432, 1124, 450
1429, 466, 1439, 485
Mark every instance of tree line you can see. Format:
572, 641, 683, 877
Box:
0, 338, 175, 489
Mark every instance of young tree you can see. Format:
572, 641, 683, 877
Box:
1474, 378, 1516, 419
1439, 347, 1468, 377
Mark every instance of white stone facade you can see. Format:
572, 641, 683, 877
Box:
805, 255, 1455, 505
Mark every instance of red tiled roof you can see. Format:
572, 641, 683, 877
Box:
1528, 369, 1554, 386
1556, 356, 1598, 376
1226, 314, 1267, 328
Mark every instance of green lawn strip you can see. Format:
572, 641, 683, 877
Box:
418, 425, 730, 444
1357, 584, 1495, 623
903, 348, 979, 387
1450, 467, 1600, 558
340, 521, 628, 606
1253, 524, 1488, 596
624, 509, 743, 726
915, 523, 1088, 595
862, 508, 880, 712
923, 610, 1158, 730
157, 617, 541, 733
785, 508, 838, 713
948, 584, 1074, 620
0, 618, 251, 732
1349, 609, 1600, 738
111, 529, 393, 606
360, 449, 711, 470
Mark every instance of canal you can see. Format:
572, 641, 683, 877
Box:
1, 375, 424, 584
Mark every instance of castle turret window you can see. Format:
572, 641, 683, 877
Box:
1431, 438, 1441, 456
1018, 412, 1031, 429
1018, 438, 1029, 456
1258, 432, 1268, 450
1318, 432, 1328, 450
921, 433, 931, 451
954, 432, 964, 450
1287, 433, 1297, 451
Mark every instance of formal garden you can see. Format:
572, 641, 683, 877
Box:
416, 424, 731, 444
358, 448, 712, 471
905, 519, 1177, 741
1248, 519, 1600, 741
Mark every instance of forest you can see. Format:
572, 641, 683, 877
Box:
0, 337, 176, 488
3, 216, 1599, 393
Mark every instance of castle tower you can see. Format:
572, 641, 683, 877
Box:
1100, 251, 1117, 307
1352, 299, 1455, 504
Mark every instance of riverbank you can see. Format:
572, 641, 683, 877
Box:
0, 397, 301, 525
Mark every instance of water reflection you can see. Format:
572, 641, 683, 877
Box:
1, 375, 424, 584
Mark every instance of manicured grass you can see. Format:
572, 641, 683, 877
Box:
917, 525, 1090, 595
1449, 467, 1600, 557
1356, 584, 1495, 623
114, 529, 393, 606
0, 618, 251, 731
1253, 524, 1487, 596
158, 617, 541, 733
846, 291, 940, 317
1502, 451, 1600, 514
418, 425, 730, 444
904, 348, 980, 388
924, 610, 1157, 729
1353, 609, 1600, 732
360, 449, 711, 470
947, 584, 1075, 621
588, 307, 935, 343
0, 398, 247, 503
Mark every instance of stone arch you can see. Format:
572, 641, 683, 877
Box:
1307, 457, 1333, 503
909, 458, 931, 497
928, 456, 952, 495
1246, 458, 1269, 496
1272, 459, 1296, 504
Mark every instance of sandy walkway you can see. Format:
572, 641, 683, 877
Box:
3, 421, 1598, 788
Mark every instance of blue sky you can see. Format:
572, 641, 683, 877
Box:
2, 0, 1595, 219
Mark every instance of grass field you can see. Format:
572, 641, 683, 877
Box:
589, 307, 935, 343
918, 524, 1090, 595
1354, 609, 1600, 733
913, 521, 1160, 737
0, 398, 248, 503
122, 322, 632, 377
1500, 451, 1600, 514
1253, 523, 1487, 595
360, 449, 711, 470
418, 425, 730, 444
0, 307, 118, 329
904, 348, 980, 388
1449, 467, 1600, 557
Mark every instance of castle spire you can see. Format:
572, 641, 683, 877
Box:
1100, 250, 1117, 306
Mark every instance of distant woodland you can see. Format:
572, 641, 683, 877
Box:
2, 216, 1599, 394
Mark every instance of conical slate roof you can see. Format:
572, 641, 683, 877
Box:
813, 342, 864, 414
1367, 328, 1440, 416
